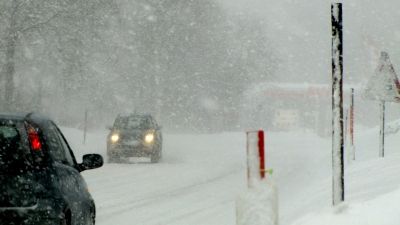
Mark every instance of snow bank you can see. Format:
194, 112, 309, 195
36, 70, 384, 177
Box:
292, 188, 400, 225
236, 180, 278, 225
291, 128, 400, 225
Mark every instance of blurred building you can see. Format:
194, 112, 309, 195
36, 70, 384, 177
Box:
241, 83, 335, 135
240, 82, 400, 136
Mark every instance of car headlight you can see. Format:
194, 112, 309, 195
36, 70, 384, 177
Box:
110, 134, 120, 143
144, 133, 154, 143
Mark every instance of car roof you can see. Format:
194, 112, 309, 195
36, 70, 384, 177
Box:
0, 112, 52, 126
118, 113, 153, 119
0, 112, 27, 121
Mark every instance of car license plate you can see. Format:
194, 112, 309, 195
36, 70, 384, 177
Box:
128, 157, 150, 163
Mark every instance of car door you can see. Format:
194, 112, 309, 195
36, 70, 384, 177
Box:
54, 125, 95, 224
45, 122, 92, 224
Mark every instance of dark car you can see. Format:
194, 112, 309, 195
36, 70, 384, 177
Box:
0, 113, 103, 225
107, 114, 162, 163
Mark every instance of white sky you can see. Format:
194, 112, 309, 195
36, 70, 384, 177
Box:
220, 0, 400, 84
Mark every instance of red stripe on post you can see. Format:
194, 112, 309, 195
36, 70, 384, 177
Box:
246, 132, 250, 186
350, 107, 354, 144
258, 130, 265, 179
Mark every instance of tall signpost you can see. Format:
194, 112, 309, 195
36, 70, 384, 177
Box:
331, 3, 345, 206
83, 109, 88, 144
364, 51, 400, 157
379, 101, 385, 157
350, 88, 355, 160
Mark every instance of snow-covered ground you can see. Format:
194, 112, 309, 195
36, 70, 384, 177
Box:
292, 126, 400, 225
60, 125, 400, 225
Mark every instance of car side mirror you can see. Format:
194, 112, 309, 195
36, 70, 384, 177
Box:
79, 154, 103, 172
106, 125, 113, 131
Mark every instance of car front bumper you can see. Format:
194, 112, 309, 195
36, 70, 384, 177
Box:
107, 144, 157, 158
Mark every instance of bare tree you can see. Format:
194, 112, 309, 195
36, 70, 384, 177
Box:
0, 0, 70, 110
0, 0, 119, 115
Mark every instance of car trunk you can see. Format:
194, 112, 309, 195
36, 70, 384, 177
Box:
0, 120, 37, 208
0, 174, 37, 208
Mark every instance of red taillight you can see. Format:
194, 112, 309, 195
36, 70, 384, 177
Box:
27, 127, 42, 151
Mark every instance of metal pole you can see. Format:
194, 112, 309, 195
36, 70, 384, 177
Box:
379, 101, 385, 157
350, 88, 355, 160
83, 110, 88, 144
344, 108, 348, 147
331, 2, 345, 205
344, 108, 350, 163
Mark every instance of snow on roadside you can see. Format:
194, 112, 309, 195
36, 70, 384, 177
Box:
236, 180, 278, 225
291, 127, 400, 225
292, 188, 400, 225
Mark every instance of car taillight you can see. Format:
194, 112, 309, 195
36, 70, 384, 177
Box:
27, 126, 42, 151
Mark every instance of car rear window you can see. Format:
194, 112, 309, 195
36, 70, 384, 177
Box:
0, 120, 31, 174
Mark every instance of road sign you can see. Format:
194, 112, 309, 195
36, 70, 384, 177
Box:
364, 51, 400, 102
364, 51, 400, 158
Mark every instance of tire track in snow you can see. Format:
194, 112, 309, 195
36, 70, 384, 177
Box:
96, 167, 244, 222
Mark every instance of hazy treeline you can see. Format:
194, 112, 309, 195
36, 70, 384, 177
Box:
0, 0, 276, 132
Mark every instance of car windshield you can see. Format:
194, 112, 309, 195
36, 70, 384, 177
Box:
114, 116, 148, 130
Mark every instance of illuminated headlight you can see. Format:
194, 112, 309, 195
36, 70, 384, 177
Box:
144, 133, 154, 143
110, 134, 120, 143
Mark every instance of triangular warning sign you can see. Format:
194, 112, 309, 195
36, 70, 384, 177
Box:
364, 51, 400, 102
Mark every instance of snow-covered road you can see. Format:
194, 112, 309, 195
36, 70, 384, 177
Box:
61, 126, 400, 225
62, 128, 333, 225
66, 130, 247, 225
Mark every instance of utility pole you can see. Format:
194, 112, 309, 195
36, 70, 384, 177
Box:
331, 2, 345, 206
83, 110, 88, 144
350, 88, 355, 160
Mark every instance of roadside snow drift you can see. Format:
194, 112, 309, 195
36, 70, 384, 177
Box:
292, 189, 400, 225
236, 180, 278, 225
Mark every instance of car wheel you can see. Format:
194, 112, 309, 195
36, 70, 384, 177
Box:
89, 211, 96, 225
150, 155, 158, 163
60, 211, 71, 225
108, 156, 119, 163
150, 150, 161, 163
60, 218, 67, 225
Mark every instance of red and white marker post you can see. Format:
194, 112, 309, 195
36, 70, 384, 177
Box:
246, 130, 269, 187
237, 130, 278, 225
